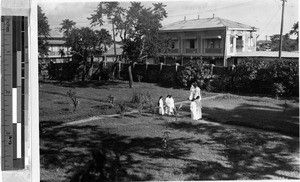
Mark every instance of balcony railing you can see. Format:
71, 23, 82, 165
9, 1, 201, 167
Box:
205, 48, 222, 54
186, 48, 197, 53
169, 48, 179, 53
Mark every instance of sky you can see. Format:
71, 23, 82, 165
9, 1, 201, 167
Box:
38, 0, 299, 40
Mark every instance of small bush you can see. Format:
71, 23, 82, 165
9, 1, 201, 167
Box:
272, 82, 286, 99
159, 70, 174, 87
131, 91, 152, 116
66, 89, 79, 112
100, 67, 112, 81
177, 60, 211, 88
116, 101, 126, 118
107, 95, 116, 107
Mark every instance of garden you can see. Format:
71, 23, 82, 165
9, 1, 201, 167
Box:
40, 79, 299, 181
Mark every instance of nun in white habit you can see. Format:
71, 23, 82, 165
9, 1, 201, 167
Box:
190, 98, 198, 120
158, 96, 164, 115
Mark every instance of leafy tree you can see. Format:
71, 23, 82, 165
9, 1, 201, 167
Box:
289, 21, 299, 42
60, 19, 76, 37
177, 60, 211, 87
59, 49, 65, 58
38, 5, 50, 58
270, 33, 298, 51
65, 27, 112, 82
89, 2, 168, 62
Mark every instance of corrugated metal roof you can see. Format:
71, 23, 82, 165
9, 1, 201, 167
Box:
49, 29, 64, 38
160, 17, 257, 31
48, 39, 65, 45
233, 51, 299, 58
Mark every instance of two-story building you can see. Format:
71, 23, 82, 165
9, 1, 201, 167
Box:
158, 16, 258, 66
38, 29, 71, 63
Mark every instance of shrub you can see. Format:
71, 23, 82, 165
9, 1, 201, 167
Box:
145, 65, 160, 83
131, 91, 152, 116
157, 65, 176, 87
272, 82, 286, 99
231, 58, 268, 93
99, 67, 113, 81
270, 60, 299, 96
66, 89, 79, 112
116, 101, 126, 118
177, 60, 211, 88
106, 95, 115, 107
206, 75, 228, 92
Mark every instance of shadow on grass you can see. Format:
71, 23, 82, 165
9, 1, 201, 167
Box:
40, 120, 192, 181
165, 121, 299, 180
203, 102, 299, 137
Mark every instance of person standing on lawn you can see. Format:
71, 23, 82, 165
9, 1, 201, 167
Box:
194, 84, 201, 100
158, 96, 165, 115
165, 95, 170, 115
195, 95, 202, 120
169, 95, 175, 115
189, 84, 195, 101
190, 98, 198, 120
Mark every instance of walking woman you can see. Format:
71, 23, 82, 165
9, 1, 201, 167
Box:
189, 84, 195, 101
190, 98, 198, 120
194, 84, 201, 100
195, 95, 202, 120
158, 96, 165, 115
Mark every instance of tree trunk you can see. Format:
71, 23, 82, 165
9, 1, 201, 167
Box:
128, 65, 133, 88
82, 57, 87, 82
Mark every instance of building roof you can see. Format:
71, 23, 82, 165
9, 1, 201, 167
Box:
232, 51, 299, 58
49, 29, 64, 38
160, 17, 257, 32
48, 39, 65, 45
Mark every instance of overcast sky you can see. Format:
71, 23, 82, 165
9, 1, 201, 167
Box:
38, 0, 299, 40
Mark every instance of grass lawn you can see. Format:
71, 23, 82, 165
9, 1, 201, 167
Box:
40, 80, 299, 181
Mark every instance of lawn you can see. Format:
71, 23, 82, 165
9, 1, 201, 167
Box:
40, 80, 299, 181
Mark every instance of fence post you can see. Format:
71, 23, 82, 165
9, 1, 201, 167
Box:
159, 62, 164, 72
210, 64, 215, 75
118, 61, 121, 79
128, 66, 133, 88
145, 62, 149, 71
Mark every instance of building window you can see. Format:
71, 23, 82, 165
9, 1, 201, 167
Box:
189, 39, 195, 48
205, 38, 221, 48
230, 37, 234, 48
171, 41, 175, 49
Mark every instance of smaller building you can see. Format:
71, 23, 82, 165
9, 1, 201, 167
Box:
38, 29, 71, 63
229, 51, 299, 64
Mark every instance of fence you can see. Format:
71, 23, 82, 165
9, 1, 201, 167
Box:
45, 61, 230, 83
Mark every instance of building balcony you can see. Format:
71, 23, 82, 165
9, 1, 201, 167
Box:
205, 48, 222, 54
186, 48, 197, 53
169, 48, 179, 53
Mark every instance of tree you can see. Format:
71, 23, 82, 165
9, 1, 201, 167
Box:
270, 33, 298, 51
38, 5, 51, 58
65, 27, 112, 82
59, 49, 65, 58
60, 19, 76, 37
289, 21, 298, 42
89, 2, 168, 62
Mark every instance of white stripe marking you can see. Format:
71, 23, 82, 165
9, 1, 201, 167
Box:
17, 123, 22, 158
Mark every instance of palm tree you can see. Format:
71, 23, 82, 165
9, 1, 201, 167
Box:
59, 49, 65, 57
60, 19, 76, 56
60, 19, 76, 37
